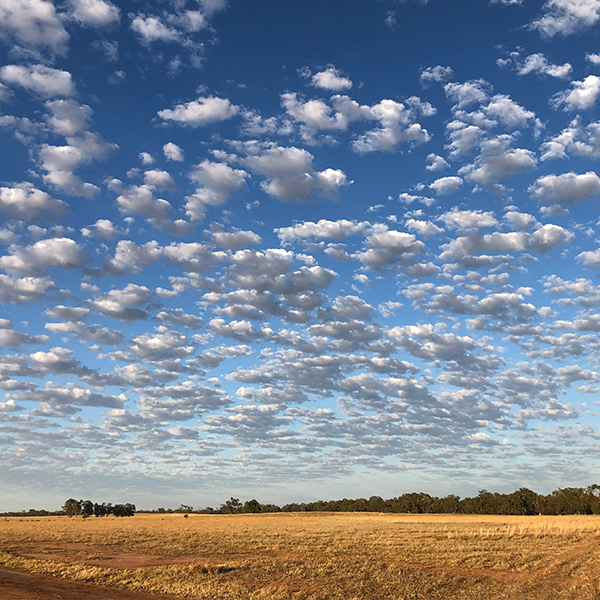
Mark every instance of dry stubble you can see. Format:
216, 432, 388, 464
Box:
1, 512, 600, 599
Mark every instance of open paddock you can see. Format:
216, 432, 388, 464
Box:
1, 512, 599, 599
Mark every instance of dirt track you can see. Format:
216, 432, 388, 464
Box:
0, 568, 177, 600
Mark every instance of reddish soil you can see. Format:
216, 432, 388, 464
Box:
0, 567, 179, 600
2, 533, 599, 599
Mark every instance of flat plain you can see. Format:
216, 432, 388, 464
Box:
1, 512, 599, 599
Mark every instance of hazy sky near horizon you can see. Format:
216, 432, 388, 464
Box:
3, 0, 600, 511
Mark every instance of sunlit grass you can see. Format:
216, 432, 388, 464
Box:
1, 513, 600, 599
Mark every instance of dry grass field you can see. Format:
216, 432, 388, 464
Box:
1, 512, 600, 599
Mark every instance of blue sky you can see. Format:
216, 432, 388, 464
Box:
2, 0, 600, 511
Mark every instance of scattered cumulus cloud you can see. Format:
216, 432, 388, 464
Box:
158, 96, 239, 126
514, 52, 572, 79
0, 65, 74, 97
163, 142, 184, 161
420, 65, 454, 86
0, 0, 69, 57
0, 183, 66, 221
553, 76, 600, 111
530, 0, 600, 37
310, 66, 353, 91
1, 0, 600, 509
66, 0, 120, 27
530, 172, 600, 206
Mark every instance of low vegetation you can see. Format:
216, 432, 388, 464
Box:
1, 512, 600, 599
148, 484, 600, 516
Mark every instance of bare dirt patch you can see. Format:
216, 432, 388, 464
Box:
0, 567, 178, 600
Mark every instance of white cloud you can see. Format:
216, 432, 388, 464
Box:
426, 153, 449, 171
163, 142, 184, 161
516, 53, 572, 79
139, 152, 155, 165
553, 76, 600, 111
281, 93, 433, 150
210, 318, 262, 343
44, 305, 89, 321
281, 93, 348, 138
445, 79, 490, 108
276, 219, 369, 243
578, 249, 600, 268
100, 240, 163, 276
504, 210, 537, 230
445, 122, 485, 157
45, 99, 92, 136
464, 136, 537, 191
245, 145, 348, 202
484, 95, 535, 129
531, 0, 600, 37
539, 118, 600, 160
128, 1, 226, 61
429, 176, 463, 195
0, 0, 69, 57
211, 230, 262, 249
351, 98, 432, 153
0, 182, 66, 220
158, 96, 239, 126
356, 225, 424, 271
67, 0, 120, 27
156, 309, 203, 329
529, 171, 600, 205
132, 327, 194, 360
587, 53, 600, 66
12, 382, 126, 408
28, 347, 87, 376
439, 224, 572, 265
144, 169, 176, 190
131, 14, 180, 43
0, 275, 55, 303
164, 242, 224, 273
186, 160, 248, 220
420, 65, 453, 86
0, 237, 85, 275
38, 100, 117, 198
310, 67, 353, 91
405, 219, 444, 237
0, 65, 74, 97
81, 219, 127, 240
108, 179, 172, 221
85, 283, 154, 321
197, 0, 227, 16
439, 208, 498, 230
40, 131, 116, 198
0, 319, 48, 347
529, 223, 574, 253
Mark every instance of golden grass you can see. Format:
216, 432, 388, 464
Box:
1, 512, 600, 599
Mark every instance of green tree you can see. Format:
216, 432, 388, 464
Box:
112, 503, 136, 517
62, 498, 82, 517
220, 497, 242, 514
242, 499, 262, 513
81, 500, 94, 517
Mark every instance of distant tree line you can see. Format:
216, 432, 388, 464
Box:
62, 498, 136, 517
280, 486, 600, 516
0, 508, 56, 517
142, 486, 600, 516
145, 499, 282, 515
4, 486, 600, 517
